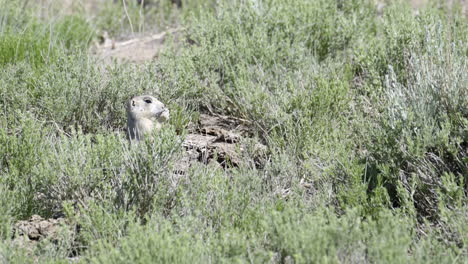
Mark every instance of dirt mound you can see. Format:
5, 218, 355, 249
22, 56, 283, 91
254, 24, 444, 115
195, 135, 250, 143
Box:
13, 215, 69, 242
176, 114, 266, 172
12, 215, 77, 257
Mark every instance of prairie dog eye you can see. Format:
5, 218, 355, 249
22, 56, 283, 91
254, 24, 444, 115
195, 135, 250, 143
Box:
144, 99, 152, 104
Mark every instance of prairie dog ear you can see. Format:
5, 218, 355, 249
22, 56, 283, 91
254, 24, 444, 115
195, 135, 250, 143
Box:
127, 96, 136, 109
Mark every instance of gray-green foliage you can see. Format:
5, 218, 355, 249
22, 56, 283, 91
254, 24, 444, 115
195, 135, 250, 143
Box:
0, 0, 94, 67
0, 0, 466, 263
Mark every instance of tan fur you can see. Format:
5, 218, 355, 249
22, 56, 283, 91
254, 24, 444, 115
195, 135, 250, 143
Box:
126, 95, 169, 141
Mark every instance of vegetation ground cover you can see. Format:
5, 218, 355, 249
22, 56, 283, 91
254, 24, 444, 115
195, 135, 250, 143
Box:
0, 0, 466, 263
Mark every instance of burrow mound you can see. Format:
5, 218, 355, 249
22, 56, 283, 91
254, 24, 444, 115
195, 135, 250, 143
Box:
11, 215, 79, 259
177, 114, 267, 172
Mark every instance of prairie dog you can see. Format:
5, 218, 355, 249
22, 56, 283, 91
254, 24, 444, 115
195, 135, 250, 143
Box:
126, 95, 170, 141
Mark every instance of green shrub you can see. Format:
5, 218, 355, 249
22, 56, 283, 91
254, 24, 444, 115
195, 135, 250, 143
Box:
88, 217, 208, 264
0, 114, 52, 218
356, 15, 466, 220
0, 0, 94, 67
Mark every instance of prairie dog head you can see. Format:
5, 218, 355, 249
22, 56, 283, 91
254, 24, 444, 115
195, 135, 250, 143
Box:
126, 95, 170, 141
